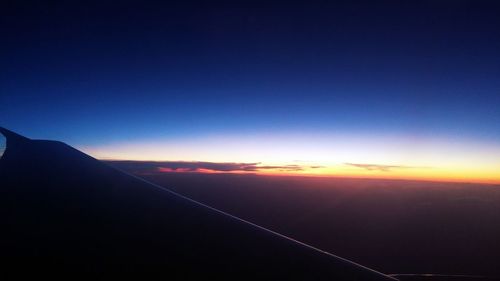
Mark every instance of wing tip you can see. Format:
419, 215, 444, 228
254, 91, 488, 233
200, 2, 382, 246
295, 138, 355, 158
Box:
0, 127, 31, 144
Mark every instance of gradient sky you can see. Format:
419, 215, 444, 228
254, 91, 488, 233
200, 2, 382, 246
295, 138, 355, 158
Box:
1, 1, 500, 183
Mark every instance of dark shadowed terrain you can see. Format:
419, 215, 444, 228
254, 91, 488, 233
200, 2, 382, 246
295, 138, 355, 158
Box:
108, 161, 500, 277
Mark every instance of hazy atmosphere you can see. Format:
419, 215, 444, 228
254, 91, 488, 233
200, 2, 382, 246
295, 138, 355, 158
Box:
2, 0, 500, 184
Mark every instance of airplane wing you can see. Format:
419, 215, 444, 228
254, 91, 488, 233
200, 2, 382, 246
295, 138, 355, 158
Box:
0, 127, 397, 280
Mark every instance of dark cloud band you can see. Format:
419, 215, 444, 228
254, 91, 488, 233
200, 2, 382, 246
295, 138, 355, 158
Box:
106, 160, 323, 174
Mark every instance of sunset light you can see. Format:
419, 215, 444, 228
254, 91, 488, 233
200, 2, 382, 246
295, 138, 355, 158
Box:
83, 132, 500, 184
3, 1, 500, 278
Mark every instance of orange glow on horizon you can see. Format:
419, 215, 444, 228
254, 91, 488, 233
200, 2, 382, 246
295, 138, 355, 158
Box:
81, 132, 500, 185
150, 163, 500, 185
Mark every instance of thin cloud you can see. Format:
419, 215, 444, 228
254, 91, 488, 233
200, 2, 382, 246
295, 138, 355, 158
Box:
345, 163, 423, 172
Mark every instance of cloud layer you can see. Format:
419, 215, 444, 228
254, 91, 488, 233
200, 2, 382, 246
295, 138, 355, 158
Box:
345, 163, 414, 172
107, 160, 322, 174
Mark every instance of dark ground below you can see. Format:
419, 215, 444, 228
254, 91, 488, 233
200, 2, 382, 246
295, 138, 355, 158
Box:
115, 169, 500, 277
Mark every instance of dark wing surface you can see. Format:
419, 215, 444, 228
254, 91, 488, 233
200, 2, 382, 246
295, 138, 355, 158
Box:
0, 127, 396, 280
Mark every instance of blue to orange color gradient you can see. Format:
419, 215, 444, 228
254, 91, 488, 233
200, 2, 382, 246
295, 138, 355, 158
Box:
84, 132, 500, 184
1, 1, 500, 184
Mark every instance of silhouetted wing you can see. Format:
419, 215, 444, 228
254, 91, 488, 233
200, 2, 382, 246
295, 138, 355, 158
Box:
0, 127, 397, 280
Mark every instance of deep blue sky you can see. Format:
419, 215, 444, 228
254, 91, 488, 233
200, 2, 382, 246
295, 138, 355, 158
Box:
2, 0, 500, 147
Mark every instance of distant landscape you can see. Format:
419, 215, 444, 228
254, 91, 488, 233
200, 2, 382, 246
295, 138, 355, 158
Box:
109, 160, 500, 276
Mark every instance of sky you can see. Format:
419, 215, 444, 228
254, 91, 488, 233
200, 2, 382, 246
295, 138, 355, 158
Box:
1, 1, 500, 183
